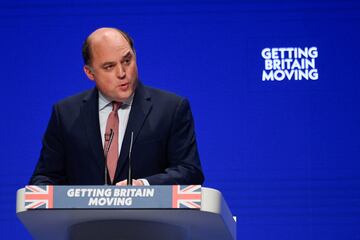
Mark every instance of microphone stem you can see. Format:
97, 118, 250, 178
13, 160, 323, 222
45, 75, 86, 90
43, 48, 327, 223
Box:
127, 131, 134, 186
104, 129, 114, 185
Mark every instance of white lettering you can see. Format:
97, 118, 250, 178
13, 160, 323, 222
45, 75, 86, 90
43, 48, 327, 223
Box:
261, 47, 319, 81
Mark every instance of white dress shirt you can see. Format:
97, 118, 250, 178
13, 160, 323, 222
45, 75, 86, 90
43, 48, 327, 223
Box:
98, 91, 149, 186
98, 91, 132, 154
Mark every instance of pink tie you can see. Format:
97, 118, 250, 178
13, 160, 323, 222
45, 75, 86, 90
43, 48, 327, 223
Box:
104, 102, 121, 184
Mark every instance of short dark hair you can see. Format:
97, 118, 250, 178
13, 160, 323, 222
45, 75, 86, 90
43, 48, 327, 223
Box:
82, 28, 135, 66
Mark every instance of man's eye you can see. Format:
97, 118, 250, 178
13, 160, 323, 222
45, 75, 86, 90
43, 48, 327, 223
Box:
124, 58, 131, 65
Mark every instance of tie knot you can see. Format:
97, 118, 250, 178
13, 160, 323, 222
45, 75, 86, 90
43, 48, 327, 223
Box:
112, 101, 122, 111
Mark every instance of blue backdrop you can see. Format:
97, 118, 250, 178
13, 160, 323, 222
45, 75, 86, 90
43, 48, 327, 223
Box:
1, 0, 359, 239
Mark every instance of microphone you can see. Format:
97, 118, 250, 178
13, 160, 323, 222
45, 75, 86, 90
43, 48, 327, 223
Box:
127, 131, 134, 186
104, 129, 114, 185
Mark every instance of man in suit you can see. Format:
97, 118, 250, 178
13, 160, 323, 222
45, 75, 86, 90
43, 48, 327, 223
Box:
30, 27, 204, 186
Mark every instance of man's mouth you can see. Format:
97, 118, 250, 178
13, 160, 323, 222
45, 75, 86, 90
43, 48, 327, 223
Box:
119, 82, 129, 90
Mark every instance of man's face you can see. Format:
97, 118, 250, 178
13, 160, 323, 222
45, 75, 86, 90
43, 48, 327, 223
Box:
84, 29, 138, 102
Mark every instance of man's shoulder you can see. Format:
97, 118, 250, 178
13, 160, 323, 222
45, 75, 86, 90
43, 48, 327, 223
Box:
143, 85, 185, 103
55, 88, 96, 107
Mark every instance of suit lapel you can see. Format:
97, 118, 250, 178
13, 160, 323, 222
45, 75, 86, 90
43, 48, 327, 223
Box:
115, 83, 152, 181
81, 88, 105, 173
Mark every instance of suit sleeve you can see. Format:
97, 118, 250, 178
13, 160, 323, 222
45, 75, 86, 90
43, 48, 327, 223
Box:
145, 98, 204, 185
29, 105, 68, 185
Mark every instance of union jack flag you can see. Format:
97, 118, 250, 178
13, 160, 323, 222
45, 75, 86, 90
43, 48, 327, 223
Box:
172, 185, 202, 209
24, 185, 54, 209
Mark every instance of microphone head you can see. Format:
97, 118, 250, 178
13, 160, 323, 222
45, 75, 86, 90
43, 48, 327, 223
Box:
105, 133, 110, 141
105, 129, 114, 142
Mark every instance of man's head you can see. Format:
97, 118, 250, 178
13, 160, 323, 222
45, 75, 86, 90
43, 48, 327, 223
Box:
82, 27, 138, 102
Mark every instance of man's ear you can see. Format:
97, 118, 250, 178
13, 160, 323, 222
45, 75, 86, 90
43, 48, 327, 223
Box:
83, 65, 95, 81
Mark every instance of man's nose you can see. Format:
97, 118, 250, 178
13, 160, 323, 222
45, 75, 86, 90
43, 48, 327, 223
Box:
116, 64, 126, 79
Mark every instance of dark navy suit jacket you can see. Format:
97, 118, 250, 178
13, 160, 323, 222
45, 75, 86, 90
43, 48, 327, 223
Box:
30, 82, 204, 185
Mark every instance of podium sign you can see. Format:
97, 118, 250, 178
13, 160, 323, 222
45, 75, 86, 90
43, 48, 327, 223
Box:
23, 185, 201, 209
17, 186, 236, 240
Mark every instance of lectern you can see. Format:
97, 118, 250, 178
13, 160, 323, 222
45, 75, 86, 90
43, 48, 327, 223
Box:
16, 185, 236, 240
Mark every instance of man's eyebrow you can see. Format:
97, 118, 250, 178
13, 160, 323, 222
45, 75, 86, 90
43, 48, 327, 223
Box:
122, 51, 132, 59
101, 61, 116, 67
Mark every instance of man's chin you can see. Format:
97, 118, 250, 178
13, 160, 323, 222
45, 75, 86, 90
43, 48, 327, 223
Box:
114, 91, 134, 102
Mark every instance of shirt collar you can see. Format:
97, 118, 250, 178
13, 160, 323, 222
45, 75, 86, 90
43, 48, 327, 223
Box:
98, 91, 134, 111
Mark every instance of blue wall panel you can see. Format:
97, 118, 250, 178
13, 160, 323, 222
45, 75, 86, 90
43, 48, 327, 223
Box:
0, 1, 359, 239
